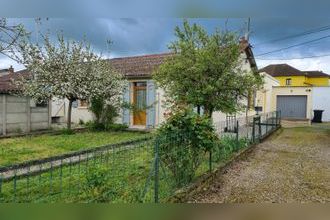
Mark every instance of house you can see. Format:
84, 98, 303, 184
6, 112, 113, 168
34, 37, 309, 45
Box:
255, 72, 280, 114
259, 64, 330, 121
52, 38, 274, 129
0, 68, 51, 136
259, 64, 330, 87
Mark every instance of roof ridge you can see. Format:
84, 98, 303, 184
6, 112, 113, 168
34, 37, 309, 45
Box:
110, 52, 173, 61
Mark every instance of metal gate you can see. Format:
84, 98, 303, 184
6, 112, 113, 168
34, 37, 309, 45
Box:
276, 95, 307, 119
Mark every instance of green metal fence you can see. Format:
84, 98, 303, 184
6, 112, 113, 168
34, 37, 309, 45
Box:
0, 137, 154, 203
153, 110, 281, 202
0, 111, 281, 203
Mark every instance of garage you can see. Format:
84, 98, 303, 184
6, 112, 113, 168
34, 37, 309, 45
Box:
276, 95, 307, 119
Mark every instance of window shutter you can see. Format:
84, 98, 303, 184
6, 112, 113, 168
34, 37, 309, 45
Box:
122, 82, 131, 126
146, 80, 156, 128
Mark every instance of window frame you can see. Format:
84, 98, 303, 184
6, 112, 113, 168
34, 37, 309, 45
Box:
286, 78, 292, 86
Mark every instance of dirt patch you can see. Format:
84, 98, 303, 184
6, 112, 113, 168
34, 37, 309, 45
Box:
188, 124, 330, 203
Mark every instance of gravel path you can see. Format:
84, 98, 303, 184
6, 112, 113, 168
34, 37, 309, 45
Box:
189, 124, 330, 203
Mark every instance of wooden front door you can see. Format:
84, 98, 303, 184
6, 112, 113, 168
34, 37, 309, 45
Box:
133, 82, 147, 125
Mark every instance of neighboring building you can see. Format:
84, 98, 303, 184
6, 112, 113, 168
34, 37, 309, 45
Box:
0, 69, 51, 136
52, 38, 265, 128
255, 72, 280, 114
259, 64, 330, 121
259, 64, 330, 87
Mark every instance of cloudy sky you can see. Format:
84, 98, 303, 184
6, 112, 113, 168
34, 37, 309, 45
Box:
2, 16, 330, 73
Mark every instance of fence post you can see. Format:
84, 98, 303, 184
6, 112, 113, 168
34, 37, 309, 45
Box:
266, 113, 268, 135
154, 139, 160, 203
236, 120, 239, 149
252, 117, 256, 143
258, 117, 262, 141
279, 110, 281, 126
209, 151, 212, 173
0, 174, 2, 195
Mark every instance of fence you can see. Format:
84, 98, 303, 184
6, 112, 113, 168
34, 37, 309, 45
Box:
153, 111, 281, 202
0, 111, 281, 203
0, 137, 155, 203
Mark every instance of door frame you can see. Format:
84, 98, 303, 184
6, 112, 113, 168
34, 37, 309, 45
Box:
276, 95, 308, 119
132, 81, 147, 126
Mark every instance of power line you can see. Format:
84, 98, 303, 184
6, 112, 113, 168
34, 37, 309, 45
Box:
256, 53, 330, 60
254, 24, 330, 46
255, 34, 330, 57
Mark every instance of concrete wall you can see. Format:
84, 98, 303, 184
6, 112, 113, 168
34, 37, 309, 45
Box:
312, 87, 330, 122
271, 87, 313, 119
0, 94, 50, 136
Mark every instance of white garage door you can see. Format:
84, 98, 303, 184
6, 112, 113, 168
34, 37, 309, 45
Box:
277, 95, 307, 119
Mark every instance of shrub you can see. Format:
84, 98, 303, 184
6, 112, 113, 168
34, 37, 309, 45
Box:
212, 135, 250, 162
60, 128, 75, 135
86, 121, 128, 132
155, 108, 219, 187
105, 123, 128, 131
78, 119, 85, 125
83, 165, 115, 202
85, 121, 105, 131
89, 97, 119, 125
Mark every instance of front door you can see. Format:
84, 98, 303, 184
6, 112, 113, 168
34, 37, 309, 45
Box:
133, 82, 147, 125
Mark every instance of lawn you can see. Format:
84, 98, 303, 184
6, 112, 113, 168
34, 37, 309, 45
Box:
0, 131, 150, 166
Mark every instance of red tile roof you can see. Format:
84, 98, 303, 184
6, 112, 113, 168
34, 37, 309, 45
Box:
259, 64, 330, 78
1, 40, 254, 92
110, 52, 173, 78
302, 71, 330, 78
0, 69, 30, 93
110, 40, 254, 78
259, 64, 303, 77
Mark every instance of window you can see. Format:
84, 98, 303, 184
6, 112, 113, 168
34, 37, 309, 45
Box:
286, 78, 292, 86
78, 99, 88, 108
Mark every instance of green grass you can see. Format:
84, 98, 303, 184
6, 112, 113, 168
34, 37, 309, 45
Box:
0, 142, 155, 203
0, 133, 253, 203
0, 131, 150, 166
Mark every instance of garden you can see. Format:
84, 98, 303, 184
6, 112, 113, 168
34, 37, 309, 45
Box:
0, 20, 272, 203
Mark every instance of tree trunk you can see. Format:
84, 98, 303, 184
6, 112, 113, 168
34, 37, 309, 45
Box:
67, 99, 73, 130
204, 106, 213, 119
197, 105, 201, 115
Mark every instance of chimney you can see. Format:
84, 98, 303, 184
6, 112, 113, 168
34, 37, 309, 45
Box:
8, 65, 14, 74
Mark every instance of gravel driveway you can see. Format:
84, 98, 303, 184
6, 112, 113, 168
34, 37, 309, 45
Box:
189, 123, 330, 203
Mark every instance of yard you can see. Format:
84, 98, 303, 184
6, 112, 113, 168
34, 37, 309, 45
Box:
0, 131, 150, 166
188, 123, 330, 203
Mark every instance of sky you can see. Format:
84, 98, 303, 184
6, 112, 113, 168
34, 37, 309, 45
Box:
2, 17, 330, 73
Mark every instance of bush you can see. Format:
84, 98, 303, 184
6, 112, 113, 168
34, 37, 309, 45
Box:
105, 123, 128, 131
212, 135, 250, 162
89, 97, 119, 125
155, 108, 219, 187
78, 119, 85, 125
86, 121, 128, 132
83, 165, 115, 202
60, 128, 75, 135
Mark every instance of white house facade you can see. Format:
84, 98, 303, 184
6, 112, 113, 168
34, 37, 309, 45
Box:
51, 38, 268, 128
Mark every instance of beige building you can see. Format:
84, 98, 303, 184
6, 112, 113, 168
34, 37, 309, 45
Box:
52, 38, 264, 128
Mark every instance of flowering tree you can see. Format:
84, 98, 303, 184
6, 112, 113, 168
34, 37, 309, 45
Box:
153, 20, 263, 118
0, 18, 26, 58
15, 34, 125, 129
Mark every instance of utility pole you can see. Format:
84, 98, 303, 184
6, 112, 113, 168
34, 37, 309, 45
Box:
245, 17, 251, 41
